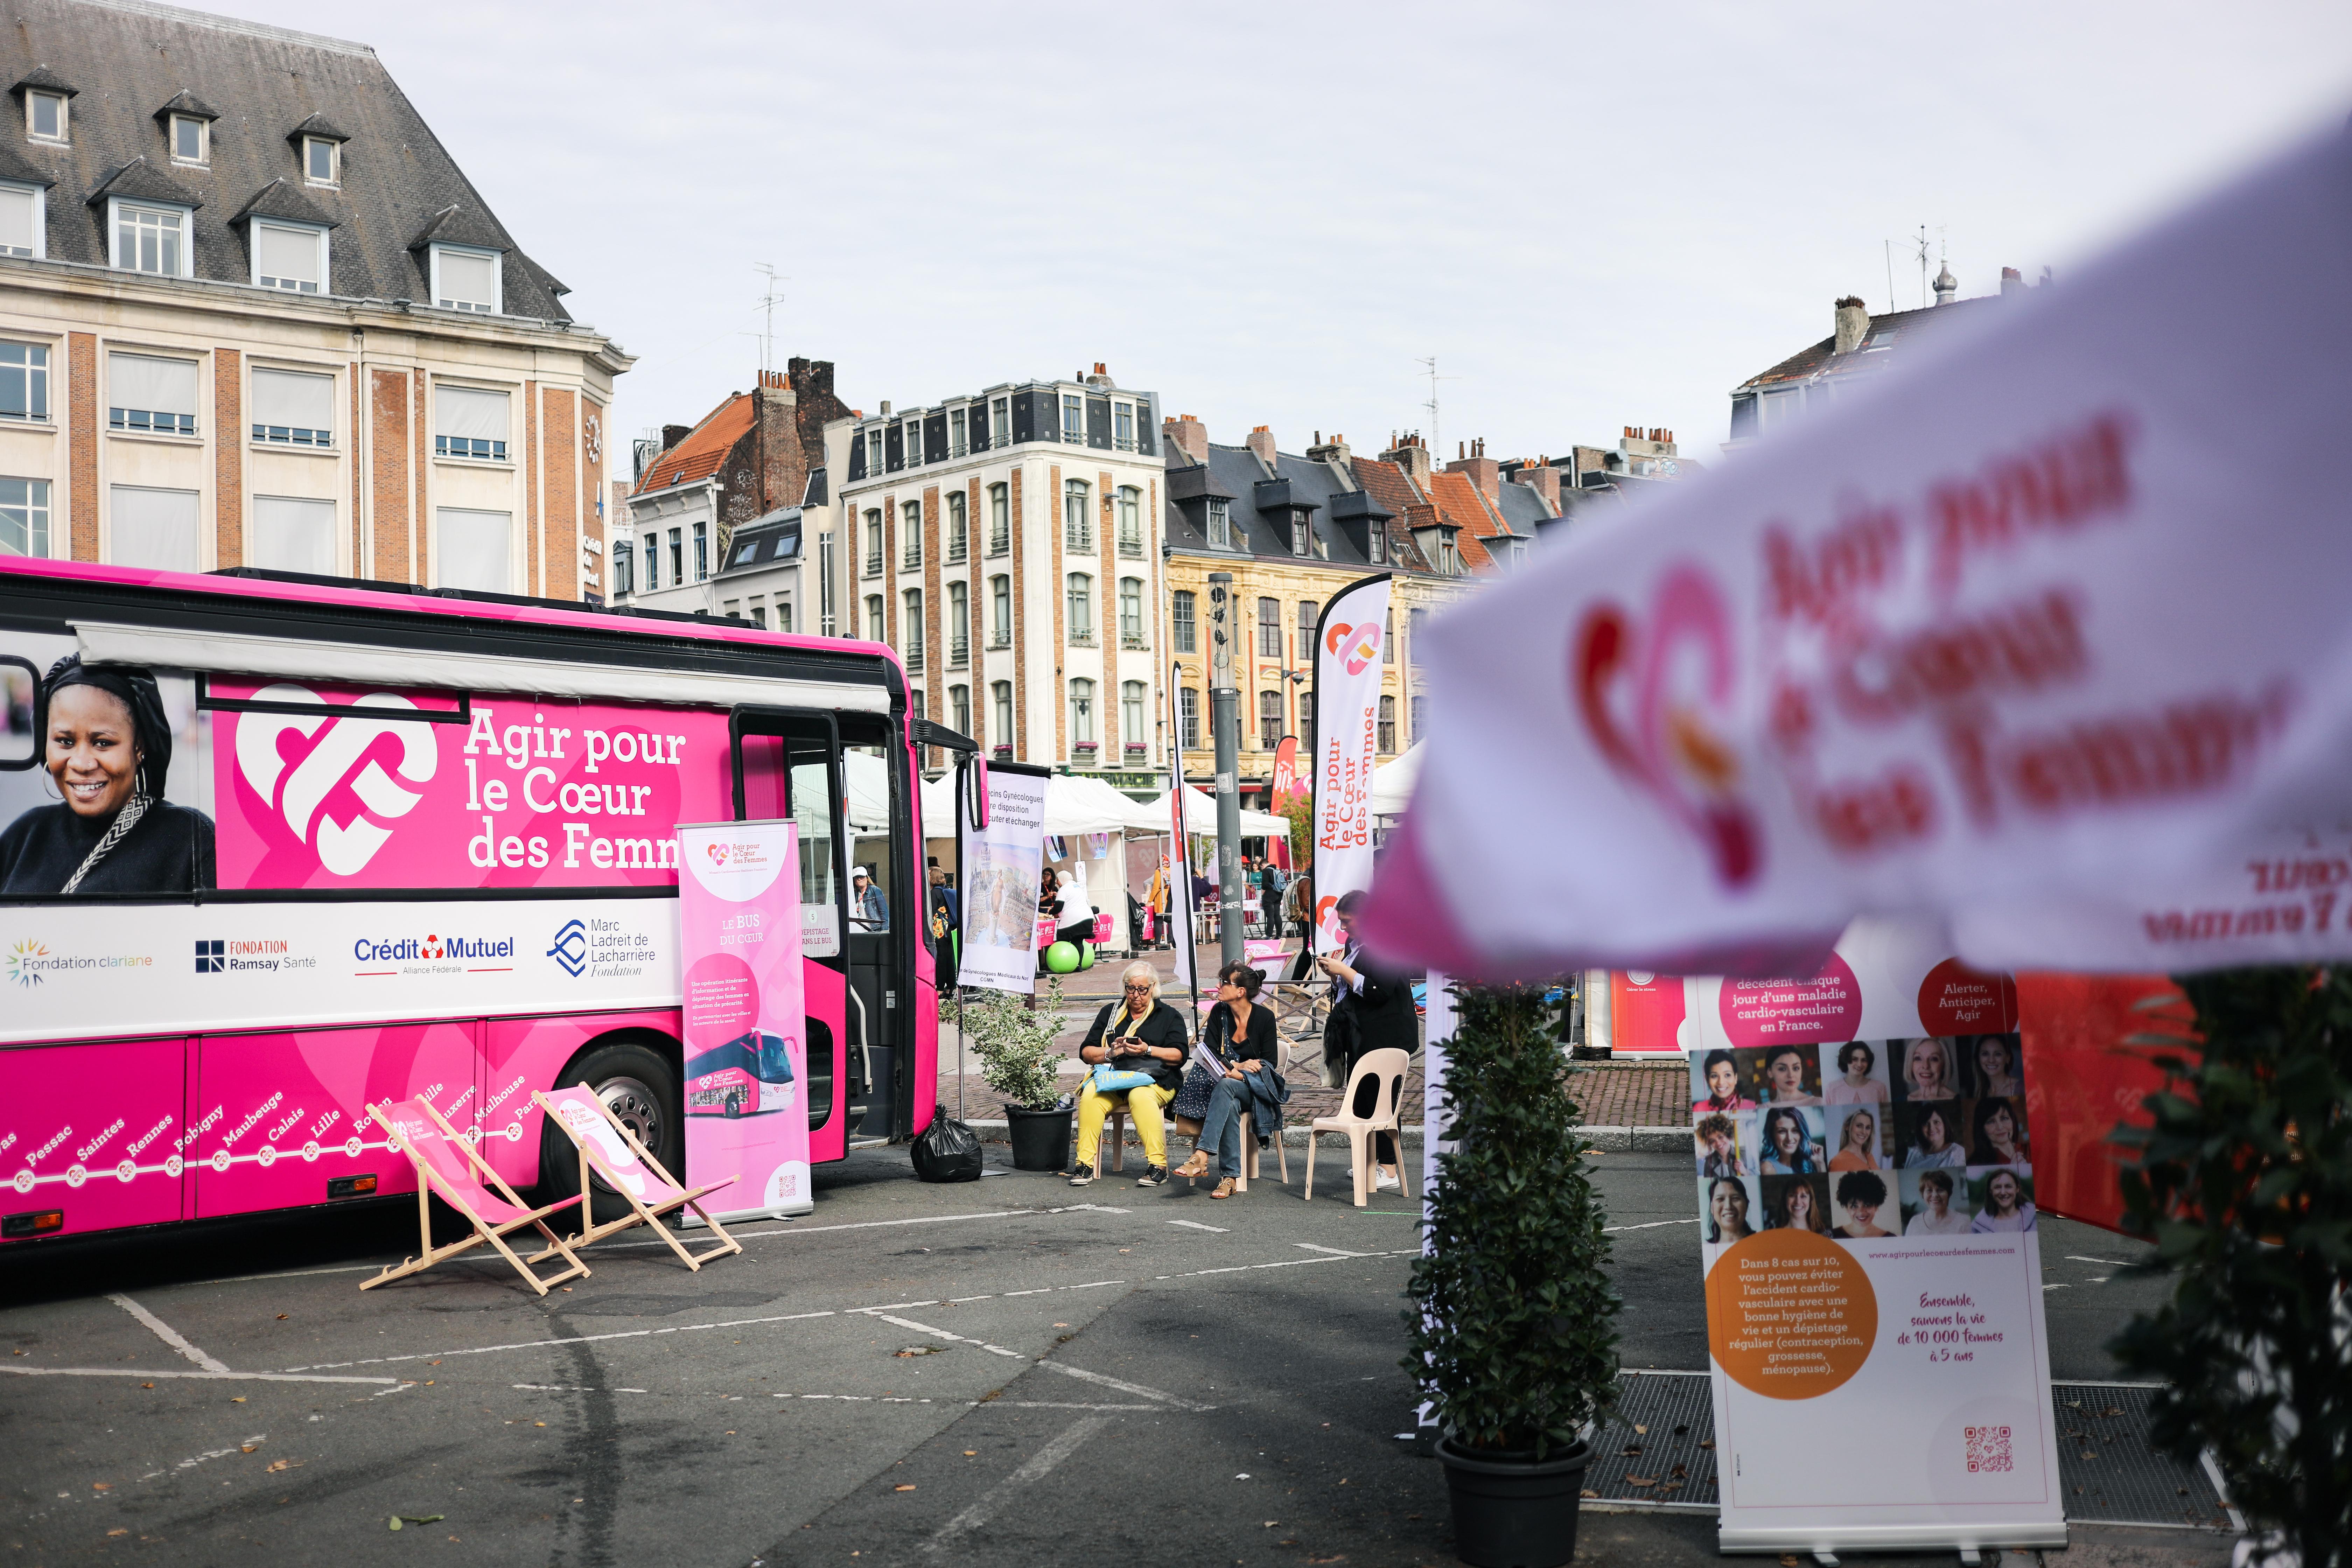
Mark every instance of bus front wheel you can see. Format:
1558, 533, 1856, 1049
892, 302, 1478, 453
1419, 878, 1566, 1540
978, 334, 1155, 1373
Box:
543, 1039, 682, 1225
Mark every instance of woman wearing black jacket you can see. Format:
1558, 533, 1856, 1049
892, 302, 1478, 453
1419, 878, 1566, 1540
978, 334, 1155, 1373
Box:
1173, 962, 1286, 1198
0, 657, 213, 896
1318, 890, 1415, 1192
1069, 961, 1190, 1186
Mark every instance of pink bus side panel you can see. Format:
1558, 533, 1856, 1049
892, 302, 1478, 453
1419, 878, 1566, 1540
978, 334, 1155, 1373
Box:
192, 1023, 479, 1219
1, 1037, 187, 1237
481, 1010, 682, 1189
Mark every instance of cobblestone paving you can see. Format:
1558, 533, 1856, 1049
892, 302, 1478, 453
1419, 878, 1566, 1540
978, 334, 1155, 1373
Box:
933, 941, 1689, 1132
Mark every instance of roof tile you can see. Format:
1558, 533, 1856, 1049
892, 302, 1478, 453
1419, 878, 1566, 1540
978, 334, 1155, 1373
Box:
636, 392, 754, 496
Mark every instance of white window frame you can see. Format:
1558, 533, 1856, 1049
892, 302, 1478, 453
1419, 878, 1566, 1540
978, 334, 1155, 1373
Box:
863, 508, 883, 575
1063, 479, 1090, 551
1119, 576, 1144, 646
1113, 402, 1134, 452
250, 218, 329, 295
1066, 572, 1093, 643
945, 489, 967, 561
902, 498, 921, 567
1116, 485, 1141, 553
107, 198, 194, 278
170, 114, 208, 166
865, 429, 882, 476
428, 242, 500, 314
1061, 394, 1083, 443
1122, 680, 1147, 748
992, 681, 1013, 746
0, 181, 43, 260
0, 475, 52, 559
303, 135, 340, 187
948, 579, 969, 664
1206, 496, 1232, 550
903, 588, 924, 663
1069, 678, 1096, 746
988, 482, 1009, 554
24, 91, 65, 144
990, 574, 1010, 646
904, 418, 922, 466
991, 399, 1009, 447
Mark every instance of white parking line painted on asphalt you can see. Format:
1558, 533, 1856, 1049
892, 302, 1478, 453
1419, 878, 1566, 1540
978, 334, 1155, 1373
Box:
869, 1311, 1216, 1412
279, 1309, 840, 1372
1601, 1218, 1703, 1233
1294, 1242, 1367, 1257
109, 1293, 229, 1373
513, 1383, 651, 1393
136, 1434, 268, 1482
919, 1414, 1112, 1559
2, 1366, 396, 1386
1165, 1220, 1226, 1232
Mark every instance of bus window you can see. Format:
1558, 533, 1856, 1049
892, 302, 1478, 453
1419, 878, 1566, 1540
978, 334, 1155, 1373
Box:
732, 715, 846, 964
789, 746, 840, 958
844, 742, 894, 936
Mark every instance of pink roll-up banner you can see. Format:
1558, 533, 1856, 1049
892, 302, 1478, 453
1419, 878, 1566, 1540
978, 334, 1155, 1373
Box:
1310, 574, 1392, 950
676, 820, 812, 1220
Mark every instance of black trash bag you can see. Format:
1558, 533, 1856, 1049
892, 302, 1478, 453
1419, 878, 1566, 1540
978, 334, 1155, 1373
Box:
911, 1110, 983, 1183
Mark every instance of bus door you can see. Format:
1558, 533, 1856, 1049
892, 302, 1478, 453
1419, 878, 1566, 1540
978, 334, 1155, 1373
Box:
839, 712, 914, 1140
731, 708, 849, 1163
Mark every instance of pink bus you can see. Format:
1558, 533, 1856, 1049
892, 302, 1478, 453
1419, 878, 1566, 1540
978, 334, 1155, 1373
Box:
0, 557, 943, 1244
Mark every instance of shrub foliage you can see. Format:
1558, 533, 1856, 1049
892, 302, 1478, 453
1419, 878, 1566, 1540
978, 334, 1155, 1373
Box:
961, 971, 1069, 1111
2109, 965, 2352, 1565
1404, 981, 1619, 1459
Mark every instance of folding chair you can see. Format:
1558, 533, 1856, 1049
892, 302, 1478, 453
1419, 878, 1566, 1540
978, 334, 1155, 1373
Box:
361, 1098, 589, 1296
1304, 1048, 1414, 1207
532, 1085, 743, 1270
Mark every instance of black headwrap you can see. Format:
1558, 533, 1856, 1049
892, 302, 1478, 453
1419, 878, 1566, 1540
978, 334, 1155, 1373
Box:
42, 654, 173, 799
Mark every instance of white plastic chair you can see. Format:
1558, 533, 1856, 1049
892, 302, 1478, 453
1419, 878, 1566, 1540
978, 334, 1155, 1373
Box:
1304, 1048, 1413, 1207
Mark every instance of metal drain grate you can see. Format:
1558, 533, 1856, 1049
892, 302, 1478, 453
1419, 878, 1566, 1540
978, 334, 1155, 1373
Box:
1584, 1373, 2234, 1531
2053, 1381, 2237, 1532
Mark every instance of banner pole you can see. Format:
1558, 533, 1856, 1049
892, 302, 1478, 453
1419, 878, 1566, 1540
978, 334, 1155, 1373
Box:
1167, 657, 1200, 1036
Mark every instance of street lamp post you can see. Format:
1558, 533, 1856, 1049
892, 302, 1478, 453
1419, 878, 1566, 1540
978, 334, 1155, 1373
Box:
1207, 571, 1244, 969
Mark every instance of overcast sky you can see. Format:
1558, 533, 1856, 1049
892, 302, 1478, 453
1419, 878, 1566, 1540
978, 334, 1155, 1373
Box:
230, 0, 2352, 475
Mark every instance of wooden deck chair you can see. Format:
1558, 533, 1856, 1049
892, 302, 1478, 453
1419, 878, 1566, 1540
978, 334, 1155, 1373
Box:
361, 1098, 589, 1296
532, 1085, 743, 1270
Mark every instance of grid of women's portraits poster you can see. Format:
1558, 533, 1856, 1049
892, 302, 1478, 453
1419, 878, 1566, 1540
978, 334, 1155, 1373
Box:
1692, 1032, 2037, 1256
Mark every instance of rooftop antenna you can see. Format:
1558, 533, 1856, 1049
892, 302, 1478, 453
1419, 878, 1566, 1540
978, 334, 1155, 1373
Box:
754, 263, 787, 376
1416, 356, 1459, 462
1884, 239, 1898, 315
1909, 225, 1943, 310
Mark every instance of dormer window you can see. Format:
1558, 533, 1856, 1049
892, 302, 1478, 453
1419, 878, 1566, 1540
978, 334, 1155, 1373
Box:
171, 114, 206, 164
110, 201, 191, 278
252, 220, 327, 294
0, 183, 43, 259
429, 244, 499, 313
1206, 496, 1233, 551
24, 92, 64, 144
1290, 516, 1310, 557
303, 135, 338, 186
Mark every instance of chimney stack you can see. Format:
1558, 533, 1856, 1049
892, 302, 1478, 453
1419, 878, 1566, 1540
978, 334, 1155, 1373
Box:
1833, 296, 1870, 355
1444, 437, 1501, 500
1509, 460, 1561, 511
1307, 430, 1353, 465
1245, 425, 1278, 470
1162, 412, 1209, 466
2001, 267, 2025, 297
1381, 432, 1434, 488
660, 424, 691, 453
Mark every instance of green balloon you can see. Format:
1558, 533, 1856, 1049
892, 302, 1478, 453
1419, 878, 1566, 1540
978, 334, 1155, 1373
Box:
1077, 942, 1096, 971
1044, 941, 1081, 974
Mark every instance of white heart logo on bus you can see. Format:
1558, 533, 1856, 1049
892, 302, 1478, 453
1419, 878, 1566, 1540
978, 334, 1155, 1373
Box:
234, 684, 440, 876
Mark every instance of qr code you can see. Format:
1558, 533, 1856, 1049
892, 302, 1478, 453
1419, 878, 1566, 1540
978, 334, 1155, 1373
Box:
1964, 1425, 2013, 1474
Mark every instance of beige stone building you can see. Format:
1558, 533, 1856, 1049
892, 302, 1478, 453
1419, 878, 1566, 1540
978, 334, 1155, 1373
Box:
0, 0, 627, 599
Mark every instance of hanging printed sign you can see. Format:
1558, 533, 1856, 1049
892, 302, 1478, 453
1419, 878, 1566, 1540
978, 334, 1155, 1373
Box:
1310, 574, 1391, 952
675, 820, 810, 1220
957, 764, 1054, 996
1367, 126, 2352, 981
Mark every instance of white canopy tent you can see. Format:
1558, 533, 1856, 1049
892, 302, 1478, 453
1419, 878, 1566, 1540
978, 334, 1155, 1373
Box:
1370, 744, 1422, 820
1138, 785, 1289, 841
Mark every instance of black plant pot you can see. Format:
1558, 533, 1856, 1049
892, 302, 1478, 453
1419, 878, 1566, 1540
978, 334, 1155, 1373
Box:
1435, 1436, 1589, 1568
1004, 1105, 1072, 1172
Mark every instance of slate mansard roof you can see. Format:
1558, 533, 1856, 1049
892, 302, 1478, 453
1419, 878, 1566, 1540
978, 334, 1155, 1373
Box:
1162, 441, 1396, 570
0, 0, 573, 320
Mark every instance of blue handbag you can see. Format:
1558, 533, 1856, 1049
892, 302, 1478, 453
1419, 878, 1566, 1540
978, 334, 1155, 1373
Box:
1090, 1064, 1157, 1093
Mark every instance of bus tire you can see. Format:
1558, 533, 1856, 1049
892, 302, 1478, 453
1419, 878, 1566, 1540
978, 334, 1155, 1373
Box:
543, 1038, 681, 1225
723, 1091, 742, 1120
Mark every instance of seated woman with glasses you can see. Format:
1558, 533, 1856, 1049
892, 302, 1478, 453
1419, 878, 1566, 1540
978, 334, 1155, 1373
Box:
1069, 961, 1189, 1188
1172, 962, 1287, 1198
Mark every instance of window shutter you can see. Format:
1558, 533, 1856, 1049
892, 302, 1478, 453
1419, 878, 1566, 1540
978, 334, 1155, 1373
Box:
251, 369, 334, 431
435, 507, 511, 593
251, 495, 336, 575
0, 187, 34, 254
255, 223, 321, 288
435, 385, 510, 442
108, 485, 200, 572
436, 248, 497, 308
109, 354, 200, 417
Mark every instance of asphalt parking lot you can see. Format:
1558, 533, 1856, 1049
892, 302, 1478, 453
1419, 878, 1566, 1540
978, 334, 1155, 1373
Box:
1, 1149, 2211, 1567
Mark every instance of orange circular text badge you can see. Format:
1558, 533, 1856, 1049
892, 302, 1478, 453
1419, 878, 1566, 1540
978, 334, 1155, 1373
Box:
1705, 1228, 1877, 1399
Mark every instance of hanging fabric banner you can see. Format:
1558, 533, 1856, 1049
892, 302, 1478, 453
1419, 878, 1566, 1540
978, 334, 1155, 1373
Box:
675, 819, 811, 1220
956, 762, 1054, 996
1310, 574, 1392, 951
1366, 124, 2352, 982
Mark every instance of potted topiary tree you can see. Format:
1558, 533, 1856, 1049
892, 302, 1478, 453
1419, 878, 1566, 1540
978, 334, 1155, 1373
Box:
2108, 964, 2352, 1566
964, 970, 1073, 1171
1405, 979, 1620, 1568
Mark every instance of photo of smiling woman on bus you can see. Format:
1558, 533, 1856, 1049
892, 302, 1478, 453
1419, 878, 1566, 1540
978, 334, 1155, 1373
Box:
0, 656, 214, 895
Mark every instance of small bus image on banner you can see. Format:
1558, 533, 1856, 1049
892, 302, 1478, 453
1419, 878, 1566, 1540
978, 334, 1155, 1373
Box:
686, 1029, 797, 1119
